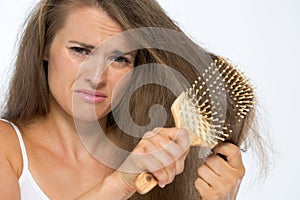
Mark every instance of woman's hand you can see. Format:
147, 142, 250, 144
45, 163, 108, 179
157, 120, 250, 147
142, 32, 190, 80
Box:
194, 142, 245, 200
115, 127, 191, 197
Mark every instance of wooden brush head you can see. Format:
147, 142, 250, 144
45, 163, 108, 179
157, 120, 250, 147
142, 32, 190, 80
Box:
135, 56, 255, 194
170, 56, 255, 148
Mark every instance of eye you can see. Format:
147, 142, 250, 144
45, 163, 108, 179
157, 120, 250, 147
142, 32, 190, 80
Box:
69, 47, 91, 56
114, 56, 130, 64
108, 55, 132, 67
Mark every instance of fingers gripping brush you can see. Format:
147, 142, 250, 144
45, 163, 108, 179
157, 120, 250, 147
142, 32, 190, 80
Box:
135, 56, 255, 194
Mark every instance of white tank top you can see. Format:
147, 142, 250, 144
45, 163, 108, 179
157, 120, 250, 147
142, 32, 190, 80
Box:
1, 119, 49, 200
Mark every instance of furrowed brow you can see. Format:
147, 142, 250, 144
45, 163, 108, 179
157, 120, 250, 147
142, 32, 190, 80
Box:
68, 41, 95, 50
110, 50, 136, 57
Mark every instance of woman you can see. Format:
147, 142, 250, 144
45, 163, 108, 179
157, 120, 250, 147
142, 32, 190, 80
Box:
0, 0, 264, 199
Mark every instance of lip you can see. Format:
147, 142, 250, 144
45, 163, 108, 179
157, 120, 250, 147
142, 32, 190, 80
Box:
75, 89, 107, 103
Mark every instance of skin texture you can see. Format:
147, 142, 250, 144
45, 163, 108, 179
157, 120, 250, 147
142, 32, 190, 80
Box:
0, 6, 245, 200
195, 143, 245, 200
46, 7, 135, 122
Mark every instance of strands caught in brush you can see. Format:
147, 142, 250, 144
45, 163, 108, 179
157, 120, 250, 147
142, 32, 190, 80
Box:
135, 56, 256, 194
180, 56, 255, 147
214, 57, 255, 121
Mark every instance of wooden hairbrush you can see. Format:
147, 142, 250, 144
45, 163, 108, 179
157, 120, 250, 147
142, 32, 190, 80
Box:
135, 56, 254, 194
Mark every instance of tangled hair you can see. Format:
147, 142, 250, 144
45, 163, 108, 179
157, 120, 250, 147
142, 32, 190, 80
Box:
2, 0, 270, 199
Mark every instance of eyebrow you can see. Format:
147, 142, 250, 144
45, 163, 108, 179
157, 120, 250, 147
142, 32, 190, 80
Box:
111, 50, 136, 57
69, 40, 136, 56
68, 41, 95, 50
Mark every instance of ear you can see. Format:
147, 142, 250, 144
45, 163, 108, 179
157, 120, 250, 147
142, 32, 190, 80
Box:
43, 55, 48, 61
43, 50, 49, 61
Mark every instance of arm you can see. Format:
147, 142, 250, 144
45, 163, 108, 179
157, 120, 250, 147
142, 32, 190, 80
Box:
194, 142, 245, 200
0, 155, 21, 200
0, 122, 21, 200
75, 172, 135, 200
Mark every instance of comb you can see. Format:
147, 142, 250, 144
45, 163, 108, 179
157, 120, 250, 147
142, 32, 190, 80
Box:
135, 56, 254, 194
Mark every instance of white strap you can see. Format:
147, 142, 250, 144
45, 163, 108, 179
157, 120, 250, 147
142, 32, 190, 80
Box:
0, 119, 29, 170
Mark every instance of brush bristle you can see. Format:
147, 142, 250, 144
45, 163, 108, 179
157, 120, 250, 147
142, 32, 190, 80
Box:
214, 57, 255, 120
173, 56, 254, 148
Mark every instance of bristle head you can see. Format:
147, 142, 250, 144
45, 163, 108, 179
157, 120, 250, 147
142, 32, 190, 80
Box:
214, 57, 255, 119
177, 72, 228, 147
172, 56, 254, 149
171, 55, 255, 148
172, 92, 227, 148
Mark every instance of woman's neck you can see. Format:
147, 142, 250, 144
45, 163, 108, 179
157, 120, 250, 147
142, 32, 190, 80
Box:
23, 97, 108, 162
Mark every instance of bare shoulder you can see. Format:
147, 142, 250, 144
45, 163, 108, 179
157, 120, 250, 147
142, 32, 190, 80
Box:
0, 120, 22, 198
0, 120, 23, 176
0, 120, 19, 151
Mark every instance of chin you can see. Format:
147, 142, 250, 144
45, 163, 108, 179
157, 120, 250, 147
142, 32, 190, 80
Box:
72, 109, 107, 122
71, 100, 109, 122
73, 114, 99, 122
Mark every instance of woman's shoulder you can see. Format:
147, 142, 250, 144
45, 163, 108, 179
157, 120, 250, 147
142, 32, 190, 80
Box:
0, 120, 19, 149
0, 120, 17, 148
0, 120, 23, 177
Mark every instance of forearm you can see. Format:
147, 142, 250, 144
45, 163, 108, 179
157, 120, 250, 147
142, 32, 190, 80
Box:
75, 172, 136, 200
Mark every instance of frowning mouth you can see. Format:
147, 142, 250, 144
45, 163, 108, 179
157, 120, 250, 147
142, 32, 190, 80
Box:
75, 89, 107, 103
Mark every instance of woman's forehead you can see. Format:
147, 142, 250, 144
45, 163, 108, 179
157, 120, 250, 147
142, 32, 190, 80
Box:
60, 6, 124, 43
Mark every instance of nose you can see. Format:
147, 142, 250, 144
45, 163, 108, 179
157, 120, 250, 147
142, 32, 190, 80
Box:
82, 54, 108, 89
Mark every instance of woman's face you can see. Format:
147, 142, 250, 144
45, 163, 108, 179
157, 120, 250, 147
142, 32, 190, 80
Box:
46, 7, 135, 121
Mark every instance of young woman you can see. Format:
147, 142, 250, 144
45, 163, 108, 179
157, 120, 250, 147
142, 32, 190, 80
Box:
0, 0, 265, 199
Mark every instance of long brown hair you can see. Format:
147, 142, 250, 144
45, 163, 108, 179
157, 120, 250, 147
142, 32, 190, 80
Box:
2, 0, 269, 199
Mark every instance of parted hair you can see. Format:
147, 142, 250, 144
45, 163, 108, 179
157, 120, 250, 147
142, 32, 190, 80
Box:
2, 0, 268, 199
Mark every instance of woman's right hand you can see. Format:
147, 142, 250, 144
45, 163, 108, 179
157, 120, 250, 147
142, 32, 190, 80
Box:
114, 127, 191, 197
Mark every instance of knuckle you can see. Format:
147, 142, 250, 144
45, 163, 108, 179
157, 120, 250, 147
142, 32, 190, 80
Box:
133, 142, 146, 153
205, 154, 218, 164
178, 167, 184, 174
139, 137, 148, 144
164, 157, 175, 169
178, 128, 188, 136
178, 147, 189, 159
210, 190, 222, 200
138, 139, 151, 150
133, 147, 144, 154
162, 175, 169, 184
178, 128, 189, 141
227, 177, 238, 189
143, 130, 154, 138
177, 163, 185, 174
215, 142, 241, 157
167, 161, 176, 170
144, 129, 161, 139
228, 144, 240, 156
168, 175, 175, 184
197, 165, 206, 176
165, 164, 176, 183
153, 170, 168, 184
153, 127, 163, 133
178, 145, 190, 158
194, 178, 201, 189
239, 165, 246, 177
184, 148, 190, 157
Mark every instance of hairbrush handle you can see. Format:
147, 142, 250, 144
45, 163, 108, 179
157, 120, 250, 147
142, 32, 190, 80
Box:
134, 137, 200, 194
135, 57, 253, 194
135, 93, 205, 194
134, 138, 200, 194
135, 172, 158, 194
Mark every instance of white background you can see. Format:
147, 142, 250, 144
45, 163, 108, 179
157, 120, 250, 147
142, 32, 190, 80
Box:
0, 0, 299, 199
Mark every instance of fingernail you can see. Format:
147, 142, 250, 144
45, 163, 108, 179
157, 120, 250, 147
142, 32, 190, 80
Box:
159, 184, 166, 188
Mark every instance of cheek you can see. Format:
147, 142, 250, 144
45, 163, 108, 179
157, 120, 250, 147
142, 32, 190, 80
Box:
48, 50, 78, 85
109, 69, 133, 106
47, 51, 80, 106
